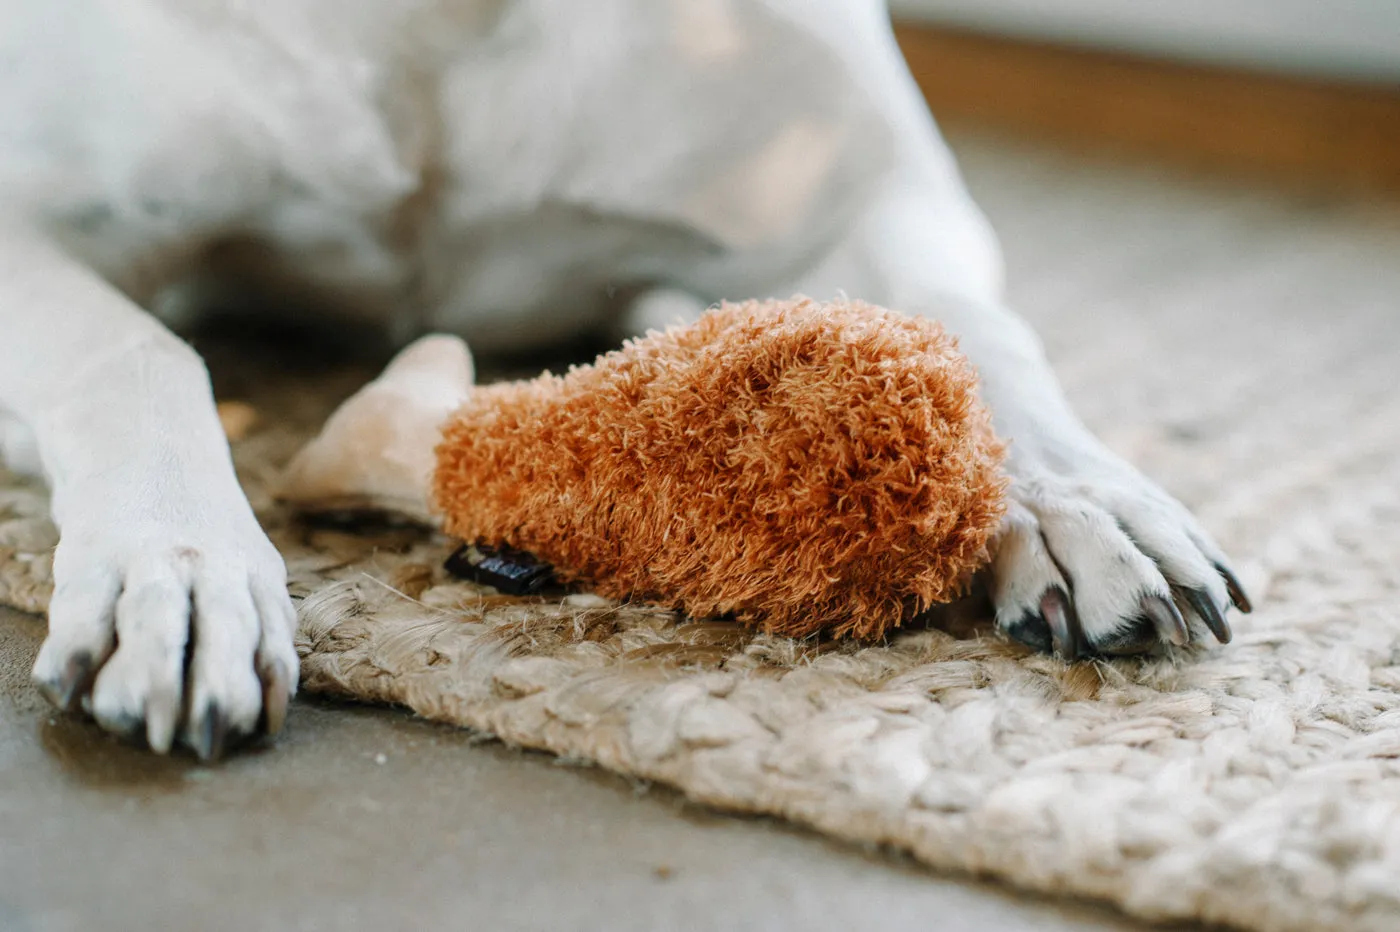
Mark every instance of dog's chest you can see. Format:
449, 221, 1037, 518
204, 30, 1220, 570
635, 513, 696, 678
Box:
7, 0, 889, 342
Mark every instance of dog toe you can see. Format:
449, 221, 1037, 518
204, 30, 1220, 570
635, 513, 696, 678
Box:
990, 469, 1245, 659
32, 570, 120, 711
35, 529, 298, 758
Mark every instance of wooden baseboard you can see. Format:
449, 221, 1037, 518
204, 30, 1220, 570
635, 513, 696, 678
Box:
894, 23, 1400, 195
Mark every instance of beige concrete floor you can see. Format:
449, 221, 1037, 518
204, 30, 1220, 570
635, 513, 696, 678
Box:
1, 605, 1155, 932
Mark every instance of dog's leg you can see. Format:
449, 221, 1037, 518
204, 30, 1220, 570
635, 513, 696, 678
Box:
0, 224, 297, 758
0, 408, 43, 478
739, 178, 1250, 657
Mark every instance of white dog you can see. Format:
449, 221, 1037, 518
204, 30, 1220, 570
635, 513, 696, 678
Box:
0, 0, 1249, 759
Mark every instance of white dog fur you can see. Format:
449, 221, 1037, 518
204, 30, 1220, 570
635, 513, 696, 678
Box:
0, 0, 1247, 759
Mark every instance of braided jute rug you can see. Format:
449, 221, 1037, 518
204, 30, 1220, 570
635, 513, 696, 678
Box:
5, 137, 1400, 931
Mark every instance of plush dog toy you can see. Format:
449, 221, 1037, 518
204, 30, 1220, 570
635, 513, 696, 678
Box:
280, 297, 1007, 640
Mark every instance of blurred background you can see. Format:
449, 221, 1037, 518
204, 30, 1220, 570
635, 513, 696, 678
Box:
892, 0, 1400, 80
889, 0, 1400, 194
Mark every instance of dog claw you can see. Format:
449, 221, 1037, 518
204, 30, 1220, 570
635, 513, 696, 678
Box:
1184, 588, 1232, 644
1215, 563, 1253, 614
1001, 588, 1077, 660
1039, 588, 1078, 661
1142, 594, 1190, 646
144, 686, 181, 754
1002, 612, 1052, 655
260, 661, 293, 736
37, 650, 95, 712
193, 705, 229, 763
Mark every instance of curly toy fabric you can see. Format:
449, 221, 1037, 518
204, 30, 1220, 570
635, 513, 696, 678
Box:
433, 297, 1006, 639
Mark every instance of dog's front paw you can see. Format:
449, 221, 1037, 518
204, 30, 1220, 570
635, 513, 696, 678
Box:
31, 512, 298, 760
989, 457, 1251, 659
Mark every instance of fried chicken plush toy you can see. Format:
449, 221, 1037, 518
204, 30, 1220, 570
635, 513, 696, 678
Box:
279, 297, 1007, 640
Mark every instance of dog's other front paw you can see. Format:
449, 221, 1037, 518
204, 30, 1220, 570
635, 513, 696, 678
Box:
31, 511, 298, 760
989, 457, 1251, 660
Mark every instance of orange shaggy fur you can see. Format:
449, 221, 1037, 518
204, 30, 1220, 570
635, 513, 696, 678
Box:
433, 297, 1007, 640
